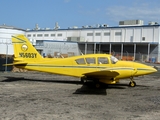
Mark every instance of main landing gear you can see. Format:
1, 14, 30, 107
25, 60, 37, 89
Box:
80, 77, 86, 84
81, 77, 137, 88
80, 77, 102, 88
129, 77, 136, 87
94, 81, 102, 88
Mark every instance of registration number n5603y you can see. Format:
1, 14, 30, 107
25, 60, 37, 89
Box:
19, 53, 37, 58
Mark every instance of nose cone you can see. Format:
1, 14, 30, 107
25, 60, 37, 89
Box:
134, 62, 157, 76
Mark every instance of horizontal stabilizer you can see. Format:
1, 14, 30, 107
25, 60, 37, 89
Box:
3, 62, 27, 66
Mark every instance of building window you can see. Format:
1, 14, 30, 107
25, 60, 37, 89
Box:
87, 33, 93, 36
95, 33, 101, 36
104, 32, 110, 36
115, 32, 122, 36
142, 37, 145, 41
130, 36, 133, 42
36, 40, 43, 46
27, 34, 31, 37
57, 33, 62, 37
44, 34, 49, 37
33, 34, 36, 37
37, 34, 43, 37
51, 34, 55, 37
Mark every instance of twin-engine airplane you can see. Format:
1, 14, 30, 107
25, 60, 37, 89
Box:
7, 34, 157, 88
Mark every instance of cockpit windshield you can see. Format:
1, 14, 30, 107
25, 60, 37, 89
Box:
110, 56, 118, 64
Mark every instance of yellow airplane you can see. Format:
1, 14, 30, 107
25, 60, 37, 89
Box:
7, 34, 157, 88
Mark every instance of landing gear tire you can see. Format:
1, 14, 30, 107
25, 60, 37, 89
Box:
94, 79, 101, 88
95, 83, 101, 88
129, 81, 136, 87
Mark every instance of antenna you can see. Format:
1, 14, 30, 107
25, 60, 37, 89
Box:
54, 22, 60, 30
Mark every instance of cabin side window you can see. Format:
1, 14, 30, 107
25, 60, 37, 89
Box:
85, 57, 96, 64
110, 56, 118, 64
75, 58, 86, 65
98, 57, 109, 64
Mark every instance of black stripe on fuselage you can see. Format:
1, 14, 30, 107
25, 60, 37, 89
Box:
16, 64, 134, 70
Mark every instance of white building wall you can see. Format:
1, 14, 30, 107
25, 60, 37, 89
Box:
114, 29, 122, 42
25, 25, 160, 62
0, 28, 25, 55
80, 30, 92, 42
111, 29, 115, 42
43, 31, 54, 40
143, 28, 153, 42
102, 29, 110, 42
26, 25, 160, 44
125, 28, 133, 42
94, 29, 102, 42
0, 29, 25, 39
134, 28, 141, 42
68, 30, 80, 37
121, 28, 125, 42
65, 30, 81, 40
157, 27, 160, 62
154, 27, 159, 42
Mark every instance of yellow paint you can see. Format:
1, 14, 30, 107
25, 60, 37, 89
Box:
9, 34, 157, 86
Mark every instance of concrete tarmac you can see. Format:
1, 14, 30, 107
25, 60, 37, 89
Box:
0, 70, 159, 120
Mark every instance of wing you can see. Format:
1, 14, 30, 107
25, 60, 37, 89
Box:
83, 70, 119, 79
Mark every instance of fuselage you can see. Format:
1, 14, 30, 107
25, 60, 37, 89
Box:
15, 54, 157, 81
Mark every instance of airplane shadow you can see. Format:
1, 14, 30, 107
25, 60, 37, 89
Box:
73, 82, 130, 95
73, 83, 149, 95
1, 77, 25, 82
73, 82, 107, 95
1, 77, 148, 95
1, 76, 81, 85
1, 77, 107, 95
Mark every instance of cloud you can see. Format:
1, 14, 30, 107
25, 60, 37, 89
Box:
105, 5, 160, 24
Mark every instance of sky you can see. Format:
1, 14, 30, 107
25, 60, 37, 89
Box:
0, 0, 160, 29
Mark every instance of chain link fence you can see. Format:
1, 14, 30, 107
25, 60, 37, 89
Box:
103, 51, 158, 63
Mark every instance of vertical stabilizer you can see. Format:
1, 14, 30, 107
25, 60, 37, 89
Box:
12, 34, 43, 62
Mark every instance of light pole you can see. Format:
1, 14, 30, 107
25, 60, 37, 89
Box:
5, 43, 8, 72
4, 40, 12, 72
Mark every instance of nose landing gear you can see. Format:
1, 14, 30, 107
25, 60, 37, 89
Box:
129, 77, 136, 87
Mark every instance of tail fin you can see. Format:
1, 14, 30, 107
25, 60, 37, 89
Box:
12, 34, 43, 62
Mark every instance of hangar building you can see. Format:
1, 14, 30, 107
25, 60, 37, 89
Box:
0, 24, 25, 55
26, 20, 160, 63
0, 24, 25, 71
0, 20, 160, 63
